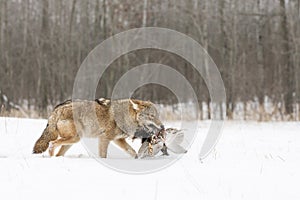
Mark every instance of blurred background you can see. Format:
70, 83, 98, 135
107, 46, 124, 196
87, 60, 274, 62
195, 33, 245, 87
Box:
0, 0, 299, 121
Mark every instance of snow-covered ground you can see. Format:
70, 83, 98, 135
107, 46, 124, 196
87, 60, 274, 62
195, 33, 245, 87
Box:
0, 117, 299, 200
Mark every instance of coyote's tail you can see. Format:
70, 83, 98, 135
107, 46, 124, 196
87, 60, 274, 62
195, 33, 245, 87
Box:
33, 124, 58, 154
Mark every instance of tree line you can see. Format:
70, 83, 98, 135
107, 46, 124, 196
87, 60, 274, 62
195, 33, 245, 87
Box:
0, 0, 299, 120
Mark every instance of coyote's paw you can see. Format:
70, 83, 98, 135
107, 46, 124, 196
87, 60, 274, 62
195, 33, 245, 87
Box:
129, 150, 138, 159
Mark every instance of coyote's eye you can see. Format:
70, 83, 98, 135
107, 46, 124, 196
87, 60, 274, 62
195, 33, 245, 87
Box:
150, 115, 155, 119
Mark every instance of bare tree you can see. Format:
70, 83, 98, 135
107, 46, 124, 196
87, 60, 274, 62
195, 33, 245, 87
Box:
279, 0, 294, 118
0, 0, 299, 120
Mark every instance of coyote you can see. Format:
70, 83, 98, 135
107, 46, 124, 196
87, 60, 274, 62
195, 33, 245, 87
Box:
33, 99, 163, 158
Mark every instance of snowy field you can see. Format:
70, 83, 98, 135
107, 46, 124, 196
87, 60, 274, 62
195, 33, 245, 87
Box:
0, 117, 300, 200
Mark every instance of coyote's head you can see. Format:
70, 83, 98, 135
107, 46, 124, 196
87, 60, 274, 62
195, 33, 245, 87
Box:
130, 99, 164, 134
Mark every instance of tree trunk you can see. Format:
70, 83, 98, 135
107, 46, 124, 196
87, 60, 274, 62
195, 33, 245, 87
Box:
257, 0, 266, 121
142, 0, 148, 27
38, 0, 50, 113
279, 0, 294, 117
219, 0, 233, 119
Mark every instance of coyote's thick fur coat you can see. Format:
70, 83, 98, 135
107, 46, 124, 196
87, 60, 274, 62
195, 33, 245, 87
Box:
33, 99, 163, 158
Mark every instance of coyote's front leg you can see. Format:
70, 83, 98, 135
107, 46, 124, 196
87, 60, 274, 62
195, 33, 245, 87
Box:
114, 138, 137, 158
98, 135, 110, 158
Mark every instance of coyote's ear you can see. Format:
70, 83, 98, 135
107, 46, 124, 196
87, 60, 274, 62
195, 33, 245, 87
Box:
130, 99, 139, 110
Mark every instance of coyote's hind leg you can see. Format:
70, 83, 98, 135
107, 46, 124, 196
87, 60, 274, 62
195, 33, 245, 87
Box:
49, 136, 80, 157
56, 145, 72, 156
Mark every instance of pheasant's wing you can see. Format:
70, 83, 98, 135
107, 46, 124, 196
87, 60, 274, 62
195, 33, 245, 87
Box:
165, 130, 184, 146
167, 144, 187, 154
137, 141, 164, 158
137, 142, 150, 158
152, 142, 164, 155
165, 130, 187, 154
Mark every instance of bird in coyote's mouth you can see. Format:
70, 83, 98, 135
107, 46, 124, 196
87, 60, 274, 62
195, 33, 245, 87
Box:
136, 127, 187, 158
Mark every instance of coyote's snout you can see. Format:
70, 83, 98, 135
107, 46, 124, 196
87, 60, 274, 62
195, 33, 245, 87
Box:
33, 99, 163, 158
135, 103, 163, 131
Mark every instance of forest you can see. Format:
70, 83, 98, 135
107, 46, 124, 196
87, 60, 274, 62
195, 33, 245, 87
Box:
0, 0, 299, 121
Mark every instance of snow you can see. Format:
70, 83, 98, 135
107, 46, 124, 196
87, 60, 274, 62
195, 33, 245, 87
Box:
0, 117, 300, 200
